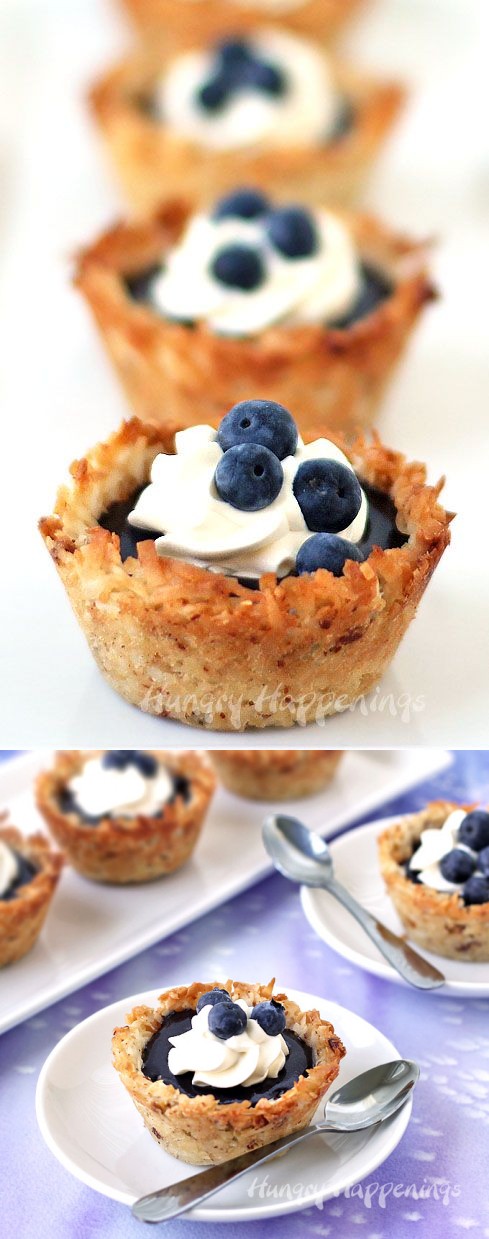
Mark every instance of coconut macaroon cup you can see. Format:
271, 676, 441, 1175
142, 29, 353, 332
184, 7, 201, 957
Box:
209, 750, 343, 800
75, 198, 434, 439
112, 979, 346, 1165
35, 750, 215, 884
120, 0, 365, 49
90, 34, 403, 216
378, 802, 489, 963
0, 824, 63, 968
39, 409, 452, 732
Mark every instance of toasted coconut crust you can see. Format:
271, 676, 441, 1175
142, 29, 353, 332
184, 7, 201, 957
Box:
0, 824, 63, 967
378, 802, 489, 962
75, 199, 434, 438
209, 750, 343, 799
112, 979, 346, 1164
89, 47, 404, 216
35, 750, 215, 884
121, 0, 365, 48
39, 418, 451, 731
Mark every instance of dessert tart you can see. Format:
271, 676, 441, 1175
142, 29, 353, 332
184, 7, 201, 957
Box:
76, 191, 434, 438
120, 0, 365, 50
90, 29, 404, 214
35, 750, 215, 883
378, 802, 489, 962
112, 979, 345, 1164
209, 749, 343, 800
39, 401, 452, 731
0, 823, 63, 967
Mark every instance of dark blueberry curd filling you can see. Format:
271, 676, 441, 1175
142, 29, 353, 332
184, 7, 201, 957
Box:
142, 1008, 313, 1105
2, 850, 38, 902
125, 261, 391, 331
98, 478, 407, 580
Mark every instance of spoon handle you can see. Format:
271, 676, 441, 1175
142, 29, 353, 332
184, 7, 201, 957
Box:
325, 878, 445, 989
132, 1125, 317, 1223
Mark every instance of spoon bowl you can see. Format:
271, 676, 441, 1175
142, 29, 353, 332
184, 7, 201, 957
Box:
263, 813, 334, 885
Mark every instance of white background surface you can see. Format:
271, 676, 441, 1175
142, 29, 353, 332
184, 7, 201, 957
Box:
1, 0, 488, 746
36, 987, 411, 1221
0, 746, 450, 1033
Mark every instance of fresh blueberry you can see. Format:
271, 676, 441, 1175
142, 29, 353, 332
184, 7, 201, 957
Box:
196, 988, 233, 1012
130, 751, 158, 778
267, 207, 318, 259
463, 875, 489, 905
213, 188, 270, 221
242, 59, 287, 96
211, 243, 265, 291
208, 1001, 247, 1039
216, 38, 253, 70
296, 532, 362, 577
252, 1000, 286, 1036
196, 76, 229, 113
217, 399, 298, 460
293, 459, 362, 533
478, 846, 489, 876
439, 848, 476, 883
458, 810, 489, 852
215, 443, 283, 511
102, 751, 132, 770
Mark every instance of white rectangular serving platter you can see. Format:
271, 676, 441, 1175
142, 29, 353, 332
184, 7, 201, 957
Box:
0, 748, 450, 1035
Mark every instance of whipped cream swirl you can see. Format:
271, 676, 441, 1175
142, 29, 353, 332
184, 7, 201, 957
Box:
150, 208, 360, 336
129, 424, 367, 579
68, 758, 174, 819
157, 29, 341, 151
168, 1000, 288, 1088
0, 842, 18, 898
409, 810, 472, 892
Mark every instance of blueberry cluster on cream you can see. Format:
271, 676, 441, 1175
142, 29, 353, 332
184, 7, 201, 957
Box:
147, 190, 363, 337
407, 809, 489, 906
0, 842, 36, 901
157, 30, 345, 151
129, 400, 368, 580
61, 751, 176, 822
168, 989, 288, 1089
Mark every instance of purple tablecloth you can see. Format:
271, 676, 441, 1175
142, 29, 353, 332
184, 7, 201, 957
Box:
1, 751, 488, 1238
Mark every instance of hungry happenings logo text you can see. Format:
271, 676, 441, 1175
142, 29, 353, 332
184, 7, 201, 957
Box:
247, 1174, 461, 1210
142, 683, 426, 728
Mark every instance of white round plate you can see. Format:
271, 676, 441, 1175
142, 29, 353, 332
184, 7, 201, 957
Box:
36, 985, 412, 1224
301, 817, 489, 998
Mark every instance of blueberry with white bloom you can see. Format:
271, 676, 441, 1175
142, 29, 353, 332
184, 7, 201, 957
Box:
208, 1001, 247, 1039
213, 188, 270, 221
217, 399, 298, 460
440, 848, 476, 883
267, 206, 318, 259
252, 1000, 286, 1036
196, 988, 233, 1012
197, 77, 229, 113
211, 243, 265, 291
293, 458, 362, 532
242, 59, 287, 97
458, 810, 489, 852
215, 442, 283, 510
463, 875, 489, 905
296, 533, 363, 577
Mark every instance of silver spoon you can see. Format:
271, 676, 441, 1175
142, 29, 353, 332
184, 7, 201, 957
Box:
132, 1058, 419, 1224
263, 814, 445, 990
